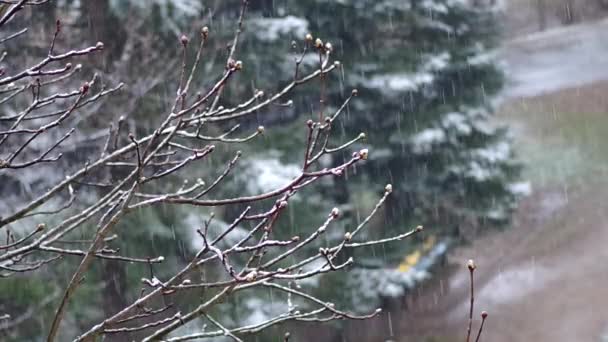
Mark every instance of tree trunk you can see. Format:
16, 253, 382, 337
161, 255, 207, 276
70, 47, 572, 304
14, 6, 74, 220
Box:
101, 260, 131, 342
536, 0, 547, 31
81, 0, 126, 70
562, 0, 576, 24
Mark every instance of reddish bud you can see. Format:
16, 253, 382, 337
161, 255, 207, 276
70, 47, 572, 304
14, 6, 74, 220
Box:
244, 270, 258, 282
56, 19, 61, 33
467, 259, 476, 271
80, 82, 90, 94
95, 42, 104, 50
65, 63, 72, 70
481, 311, 488, 319
180, 34, 189, 46
359, 148, 369, 160
331, 207, 340, 218
201, 26, 209, 38
306, 119, 314, 128
314, 38, 323, 48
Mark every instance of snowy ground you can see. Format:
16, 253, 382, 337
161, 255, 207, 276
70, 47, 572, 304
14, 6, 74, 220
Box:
501, 17, 608, 99
393, 17, 608, 342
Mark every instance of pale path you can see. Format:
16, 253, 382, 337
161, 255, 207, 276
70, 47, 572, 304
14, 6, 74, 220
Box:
502, 17, 608, 98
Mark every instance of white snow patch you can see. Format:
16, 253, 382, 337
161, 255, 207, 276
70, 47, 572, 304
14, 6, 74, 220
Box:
410, 128, 446, 154
365, 52, 449, 93
183, 213, 249, 251
465, 161, 493, 181
473, 141, 512, 163
242, 297, 286, 326
251, 16, 309, 42
111, 0, 202, 16
350, 267, 429, 308
508, 181, 532, 197
420, 17, 454, 33
243, 157, 301, 194
421, 0, 448, 13
442, 112, 472, 135
425, 52, 450, 71
468, 51, 495, 66
367, 73, 433, 92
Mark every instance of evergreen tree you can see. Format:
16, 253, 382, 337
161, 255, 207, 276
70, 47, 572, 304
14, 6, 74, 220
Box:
99, 0, 526, 311
208, 0, 526, 308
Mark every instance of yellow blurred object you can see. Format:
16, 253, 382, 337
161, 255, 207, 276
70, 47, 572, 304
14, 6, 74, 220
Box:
422, 235, 436, 252
397, 250, 420, 273
397, 262, 411, 273
396, 235, 436, 273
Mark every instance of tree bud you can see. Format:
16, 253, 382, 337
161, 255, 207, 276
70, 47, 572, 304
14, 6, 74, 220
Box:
315, 38, 323, 48
359, 148, 369, 160
331, 207, 340, 218
180, 34, 189, 46
467, 259, 476, 271
80, 82, 90, 94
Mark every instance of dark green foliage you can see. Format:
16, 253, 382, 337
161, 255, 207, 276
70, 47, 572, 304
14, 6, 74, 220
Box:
212, 0, 522, 243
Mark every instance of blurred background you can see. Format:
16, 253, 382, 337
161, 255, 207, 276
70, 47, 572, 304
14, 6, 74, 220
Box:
2, 0, 608, 341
